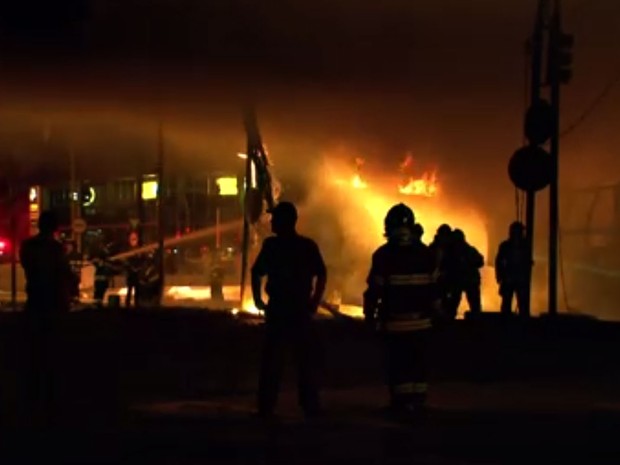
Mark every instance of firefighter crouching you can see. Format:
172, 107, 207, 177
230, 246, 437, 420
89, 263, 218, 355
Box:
364, 203, 440, 417
429, 224, 454, 320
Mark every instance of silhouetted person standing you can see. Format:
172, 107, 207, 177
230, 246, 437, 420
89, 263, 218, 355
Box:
21, 211, 74, 315
138, 250, 163, 306
92, 242, 114, 306
20, 211, 74, 428
429, 224, 454, 319
412, 223, 425, 243
209, 249, 224, 302
495, 222, 530, 315
447, 229, 484, 317
251, 201, 327, 419
124, 231, 142, 307
364, 204, 439, 417
64, 239, 82, 304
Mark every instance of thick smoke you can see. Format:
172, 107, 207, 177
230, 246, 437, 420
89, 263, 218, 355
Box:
292, 147, 501, 311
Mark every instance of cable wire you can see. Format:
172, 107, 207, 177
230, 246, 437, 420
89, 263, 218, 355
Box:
560, 71, 620, 138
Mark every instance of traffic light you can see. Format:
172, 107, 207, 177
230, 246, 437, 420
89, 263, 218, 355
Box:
557, 32, 574, 84
548, 31, 574, 85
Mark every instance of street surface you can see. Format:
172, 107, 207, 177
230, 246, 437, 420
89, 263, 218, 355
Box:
0, 310, 618, 463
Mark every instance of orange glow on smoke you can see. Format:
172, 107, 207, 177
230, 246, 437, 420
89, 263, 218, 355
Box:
303, 155, 500, 314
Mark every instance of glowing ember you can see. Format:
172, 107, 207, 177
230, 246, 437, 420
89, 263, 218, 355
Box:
232, 299, 263, 317
337, 304, 364, 319
167, 286, 211, 300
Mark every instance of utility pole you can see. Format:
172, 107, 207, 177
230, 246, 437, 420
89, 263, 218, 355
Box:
523, 0, 548, 318
512, 0, 571, 318
547, 0, 573, 316
548, 3, 561, 316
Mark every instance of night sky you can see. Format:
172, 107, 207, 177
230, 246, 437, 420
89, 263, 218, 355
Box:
0, 0, 618, 224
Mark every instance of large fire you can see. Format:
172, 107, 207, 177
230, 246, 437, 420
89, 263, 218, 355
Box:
397, 154, 439, 197
399, 171, 438, 197
111, 153, 501, 318
300, 155, 500, 316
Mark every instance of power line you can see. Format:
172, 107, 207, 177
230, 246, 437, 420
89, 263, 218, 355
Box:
560, 71, 620, 138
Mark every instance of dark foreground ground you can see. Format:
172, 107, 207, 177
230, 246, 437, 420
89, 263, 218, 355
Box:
1, 309, 620, 464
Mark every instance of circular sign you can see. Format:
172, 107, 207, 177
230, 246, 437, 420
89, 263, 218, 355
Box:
508, 145, 553, 192
72, 218, 87, 234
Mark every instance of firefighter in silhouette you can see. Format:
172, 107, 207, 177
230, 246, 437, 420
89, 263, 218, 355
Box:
446, 229, 484, 317
412, 223, 425, 243
209, 248, 224, 302
139, 250, 163, 306
124, 231, 142, 307
429, 224, 453, 318
251, 201, 327, 419
64, 239, 83, 304
20, 211, 74, 426
495, 221, 529, 315
92, 242, 115, 307
364, 203, 439, 416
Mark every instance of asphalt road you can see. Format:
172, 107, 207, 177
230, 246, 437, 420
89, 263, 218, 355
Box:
0, 310, 619, 464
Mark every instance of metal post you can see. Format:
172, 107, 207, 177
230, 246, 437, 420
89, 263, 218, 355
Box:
157, 124, 165, 299
523, 194, 535, 317
548, 0, 561, 316
70, 148, 76, 237
239, 153, 252, 307
10, 185, 17, 311
215, 207, 221, 249
136, 174, 144, 246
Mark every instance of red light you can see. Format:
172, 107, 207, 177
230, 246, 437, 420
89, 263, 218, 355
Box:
0, 241, 7, 250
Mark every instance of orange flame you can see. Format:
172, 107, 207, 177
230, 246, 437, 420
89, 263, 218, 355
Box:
333, 157, 369, 189
399, 171, 438, 197
398, 154, 438, 197
351, 173, 368, 189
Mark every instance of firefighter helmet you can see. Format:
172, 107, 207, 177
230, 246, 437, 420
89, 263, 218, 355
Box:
384, 203, 415, 236
412, 223, 424, 238
437, 223, 451, 236
452, 228, 466, 243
